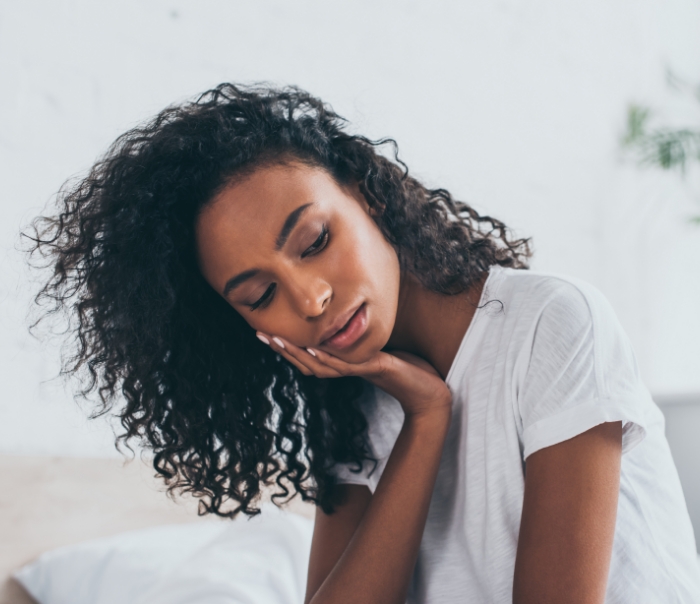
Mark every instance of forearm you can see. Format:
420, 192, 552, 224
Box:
307, 410, 450, 604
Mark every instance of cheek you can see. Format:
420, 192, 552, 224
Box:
353, 226, 401, 347
335, 224, 394, 295
359, 227, 399, 297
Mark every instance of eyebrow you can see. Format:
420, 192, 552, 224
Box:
222, 202, 314, 297
275, 203, 313, 251
222, 268, 259, 297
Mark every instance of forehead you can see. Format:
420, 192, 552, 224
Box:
195, 163, 344, 279
200, 162, 340, 237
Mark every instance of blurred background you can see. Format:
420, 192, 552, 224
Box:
1, 0, 699, 562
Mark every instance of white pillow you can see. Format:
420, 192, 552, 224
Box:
14, 505, 314, 604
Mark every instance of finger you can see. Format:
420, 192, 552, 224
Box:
263, 334, 343, 378
258, 332, 314, 376
278, 348, 314, 376
278, 339, 344, 378
303, 346, 362, 377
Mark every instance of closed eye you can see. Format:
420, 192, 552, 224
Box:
301, 225, 329, 258
249, 283, 275, 311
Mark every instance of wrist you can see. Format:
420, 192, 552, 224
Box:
403, 407, 452, 434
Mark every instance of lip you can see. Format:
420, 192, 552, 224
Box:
320, 302, 368, 351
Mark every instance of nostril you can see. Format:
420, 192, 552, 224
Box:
322, 293, 332, 310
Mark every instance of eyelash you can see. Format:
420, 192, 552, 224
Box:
248, 225, 330, 311
301, 225, 330, 259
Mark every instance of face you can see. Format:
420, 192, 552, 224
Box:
195, 162, 401, 364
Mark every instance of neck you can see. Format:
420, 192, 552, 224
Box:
385, 271, 487, 380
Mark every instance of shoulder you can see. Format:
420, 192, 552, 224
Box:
506, 271, 649, 458
500, 268, 641, 399
494, 267, 619, 333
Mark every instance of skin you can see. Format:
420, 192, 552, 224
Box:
513, 421, 622, 604
195, 161, 622, 604
196, 161, 479, 376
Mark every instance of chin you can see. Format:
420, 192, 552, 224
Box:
345, 348, 376, 365
341, 332, 386, 365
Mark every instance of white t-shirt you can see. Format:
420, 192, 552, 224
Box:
331, 265, 700, 603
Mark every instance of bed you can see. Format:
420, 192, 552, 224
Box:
0, 454, 315, 604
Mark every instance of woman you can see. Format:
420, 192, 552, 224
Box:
27, 84, 700, 603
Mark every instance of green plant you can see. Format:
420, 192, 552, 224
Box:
622, 75, 700, 223
624, 105, 700, 172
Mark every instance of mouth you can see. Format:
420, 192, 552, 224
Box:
320, 302, 369, 351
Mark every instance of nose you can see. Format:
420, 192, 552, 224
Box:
285, 271, 332, 319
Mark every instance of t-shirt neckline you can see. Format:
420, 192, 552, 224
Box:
444, 264, 504, 387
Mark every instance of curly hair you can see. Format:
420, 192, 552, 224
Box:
25, 83, 531, 517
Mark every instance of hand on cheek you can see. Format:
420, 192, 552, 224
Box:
256, 331, 453, 421
255, 331, 347, 378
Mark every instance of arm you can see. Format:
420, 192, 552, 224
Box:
305, 408, 450, 604
256, 332, 452, 604
513, 421, 623, 604
305, 484, 372, 602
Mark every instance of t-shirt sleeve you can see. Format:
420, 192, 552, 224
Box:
517, 279, 649, 460
328, 383, 404, 494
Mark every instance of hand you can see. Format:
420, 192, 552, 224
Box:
256, 332, 452, 419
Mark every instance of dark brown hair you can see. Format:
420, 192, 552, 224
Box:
25, 83, 530, 516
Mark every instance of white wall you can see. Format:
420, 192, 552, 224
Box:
1, 0, 699, 457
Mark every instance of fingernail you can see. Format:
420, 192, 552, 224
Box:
306, 348, 316, 357
256, 334, 270, 345
272, 336, 285, 349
